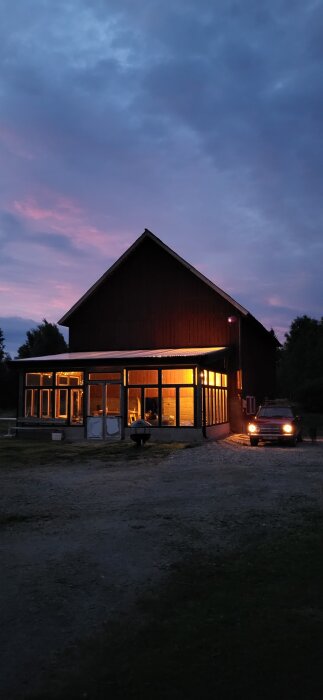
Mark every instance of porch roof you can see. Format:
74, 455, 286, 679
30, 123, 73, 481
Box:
15, 346, 227, 363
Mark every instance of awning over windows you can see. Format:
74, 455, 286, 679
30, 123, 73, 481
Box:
15, 346, 227, 362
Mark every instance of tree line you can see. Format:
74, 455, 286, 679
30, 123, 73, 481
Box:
0, 320, 67, 411
277, 315, 323, 412
0, 315, 322, 413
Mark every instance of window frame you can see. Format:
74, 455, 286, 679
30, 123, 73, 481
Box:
23, 370, 84, 425
125, 367, 196, 428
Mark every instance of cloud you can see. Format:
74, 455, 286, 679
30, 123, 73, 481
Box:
0, 0, 322, 343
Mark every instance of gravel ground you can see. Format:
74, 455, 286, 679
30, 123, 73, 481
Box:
1, 437, 323, 699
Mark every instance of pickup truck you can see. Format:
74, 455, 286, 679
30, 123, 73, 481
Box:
247, 404, 302, 447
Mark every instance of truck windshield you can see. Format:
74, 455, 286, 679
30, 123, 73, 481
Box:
258, 407, 294, 418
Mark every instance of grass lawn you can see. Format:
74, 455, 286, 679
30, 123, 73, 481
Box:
0, 437, 188, 467
34, 509, 323, 700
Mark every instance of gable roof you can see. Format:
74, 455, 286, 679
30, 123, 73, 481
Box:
58, 229, 248, 326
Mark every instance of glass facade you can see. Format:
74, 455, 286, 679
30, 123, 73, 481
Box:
126, 368, 195, 427
23, 372, 84, 424
22, 365, 228, 433
202, 371, 228, 426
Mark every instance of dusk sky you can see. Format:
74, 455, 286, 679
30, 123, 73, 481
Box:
1, 0, 323, 356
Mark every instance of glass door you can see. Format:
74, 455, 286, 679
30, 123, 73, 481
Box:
105, 383, 121, 438
87, 384, 104, 439
87, 382, 121, 439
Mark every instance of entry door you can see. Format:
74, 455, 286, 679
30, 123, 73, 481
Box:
87, 383, 121, 440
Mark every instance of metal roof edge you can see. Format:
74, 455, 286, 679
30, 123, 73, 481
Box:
13, 346, 228, 363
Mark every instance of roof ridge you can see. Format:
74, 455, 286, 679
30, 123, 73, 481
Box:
58, 228, 248, 325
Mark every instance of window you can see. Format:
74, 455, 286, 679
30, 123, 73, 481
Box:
162, 369, 194, 384
106, 384, 121, 415
26, 372, 53, 386
126, 367, 195, 427
55, 389, 68, 418
70, 389, 83, 424
56, 372, 83, 386
144, 388, 159, 425
23, 371, 84, 424
128, 388, 141, 424
88, 384, 103, 416
40, 389, 52, 418
25, 389, 39, 417
128, 370, 158, 385
162, 388, 176, 425
202, 371, 228, 426
179, 387, 194, 426
89, 372, 121, 381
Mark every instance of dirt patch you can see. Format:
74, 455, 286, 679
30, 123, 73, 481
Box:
1, 439, 323, 698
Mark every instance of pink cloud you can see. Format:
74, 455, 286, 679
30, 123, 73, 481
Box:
12, 195, 130, 255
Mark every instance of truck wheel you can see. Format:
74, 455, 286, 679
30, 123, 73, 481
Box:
250, 437, 259, 446
289, 437, 297, 447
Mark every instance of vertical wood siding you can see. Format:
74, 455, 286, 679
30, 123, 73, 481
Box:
68, 237, 236, 351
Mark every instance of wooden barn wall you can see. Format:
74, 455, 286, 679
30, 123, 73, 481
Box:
241, 319, 276, 402
68, 238, 238, 352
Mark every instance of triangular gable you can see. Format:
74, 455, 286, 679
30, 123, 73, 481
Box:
58, 228, 248, 326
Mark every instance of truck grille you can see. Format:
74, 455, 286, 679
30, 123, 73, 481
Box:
260, 424, 282, 434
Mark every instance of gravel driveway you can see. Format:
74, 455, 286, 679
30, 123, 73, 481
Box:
1, 438, 323, 699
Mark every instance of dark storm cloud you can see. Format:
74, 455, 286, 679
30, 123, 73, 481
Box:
0, 0, 322, 341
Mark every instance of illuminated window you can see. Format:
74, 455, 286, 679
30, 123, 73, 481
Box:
56, 372, 83, 386
162, 388, 176, 426
106, 384, 121, 415
144, 388, 159, 425
70, 389, 83, 425
55, 389, 68, 418
237, 370, 242, 391
40, 389, 52, 418
125, 367, 196, 428
25, 389, 39, 417
88, 384, 103, 416
24, 371, 83, 423
26, 372, 53, 386
179, 387, 194, 426
215, 373, 222, 387
89, 372, 121, 381
128, 388, 141, 424
201, 370, 228, 427
214, 388, 228, 424
128, 370, 158, 385
162, 369, 194, 384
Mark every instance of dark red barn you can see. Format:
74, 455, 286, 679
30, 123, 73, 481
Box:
15, 229, 277, 441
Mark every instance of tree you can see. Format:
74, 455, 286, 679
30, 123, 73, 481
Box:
0, 328, 16, 410
17, 319, 68, 358
0, 327, 6, 363
277, 315, 323, 411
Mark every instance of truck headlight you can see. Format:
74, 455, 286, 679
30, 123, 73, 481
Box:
282, 423, 293, 434
248, 423, 258, 434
